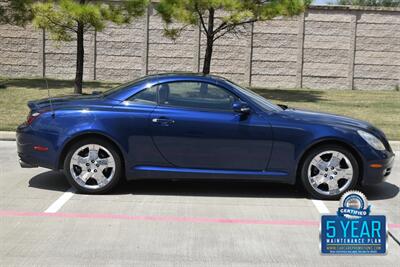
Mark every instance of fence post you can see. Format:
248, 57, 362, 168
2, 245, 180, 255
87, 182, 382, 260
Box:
193, 24, 201, 73
38, 29, 45, 77
348, 12, 357, 90
93, 30, 97, 80
86, 30, 96, 81
245, 22, 254, 87
296, 12, 305, 88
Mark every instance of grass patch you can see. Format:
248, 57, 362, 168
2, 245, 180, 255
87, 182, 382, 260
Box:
0, 78, 399, 140
0, 78, 118, 131
252, 88, 400, 140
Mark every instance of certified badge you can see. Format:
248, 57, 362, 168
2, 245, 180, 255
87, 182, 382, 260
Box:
320, 190, 387, 255
337, 191, 370, 219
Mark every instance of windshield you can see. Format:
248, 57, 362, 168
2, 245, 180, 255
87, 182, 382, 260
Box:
224, 80, 282, 112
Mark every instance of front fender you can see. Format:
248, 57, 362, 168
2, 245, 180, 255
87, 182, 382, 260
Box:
268, 114, 364, 184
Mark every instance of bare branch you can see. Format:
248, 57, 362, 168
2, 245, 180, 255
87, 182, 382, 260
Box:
212, 21, 227, 36
195, 4, 208, 35
213, 19, 256, 41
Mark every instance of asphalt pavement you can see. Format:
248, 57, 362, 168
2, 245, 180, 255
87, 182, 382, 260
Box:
0, 140, 399, 266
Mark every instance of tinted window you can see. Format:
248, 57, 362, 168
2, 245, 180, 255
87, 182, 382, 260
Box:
127, 87, 157, 105
156, 82, 237, 111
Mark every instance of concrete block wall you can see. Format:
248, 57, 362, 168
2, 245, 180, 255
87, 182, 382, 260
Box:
148, 15, 196, 74
199, 24, 251, 85
354, 11, 400, 90
96, 20, 145, 81
252, 17, 299, 88
0, 5, 399, 90
44, 31, 95, 80
0, 24, 40, 77
302, 10, 352, 89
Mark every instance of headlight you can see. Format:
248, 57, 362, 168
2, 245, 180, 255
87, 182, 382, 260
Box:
357, 130, 385, 151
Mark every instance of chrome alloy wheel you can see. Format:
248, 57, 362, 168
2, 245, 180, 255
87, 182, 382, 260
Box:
307, 150, 353, 196
69, 144, 116, 190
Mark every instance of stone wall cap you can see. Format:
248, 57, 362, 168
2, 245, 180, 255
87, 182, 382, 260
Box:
310, 4, 400, 12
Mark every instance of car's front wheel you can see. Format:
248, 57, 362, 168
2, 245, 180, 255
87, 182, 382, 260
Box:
63, 138, 122, 194
300, 145, 359, 200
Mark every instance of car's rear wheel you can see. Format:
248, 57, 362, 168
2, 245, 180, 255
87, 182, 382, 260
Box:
63, 138, 122, 194
300, 145, 359, 200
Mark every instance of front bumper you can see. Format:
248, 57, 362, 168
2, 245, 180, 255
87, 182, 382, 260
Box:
361, 149, 395, 185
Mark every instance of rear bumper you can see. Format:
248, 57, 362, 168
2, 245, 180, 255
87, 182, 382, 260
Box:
19, 159, 38, 168
361, 150, 395, 185
16, 125, 58, 170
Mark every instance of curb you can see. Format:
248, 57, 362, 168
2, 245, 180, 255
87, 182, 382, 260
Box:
0, 131, 16, 141
390, 142, 400, 151
1, 131, 399, 151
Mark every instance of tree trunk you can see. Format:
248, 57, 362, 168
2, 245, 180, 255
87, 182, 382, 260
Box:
74, 0, 86, 94
202, 8, 214, 75
202, 35, 213, 75
74, 20, 84, 94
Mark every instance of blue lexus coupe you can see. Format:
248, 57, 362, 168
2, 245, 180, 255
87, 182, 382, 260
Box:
17, 73, 394, 199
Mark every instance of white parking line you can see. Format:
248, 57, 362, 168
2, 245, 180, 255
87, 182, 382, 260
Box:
44, 188, 76, 213
311, 199, 330, 214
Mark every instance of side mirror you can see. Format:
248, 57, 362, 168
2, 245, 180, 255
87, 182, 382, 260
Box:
232, 101, 251, 114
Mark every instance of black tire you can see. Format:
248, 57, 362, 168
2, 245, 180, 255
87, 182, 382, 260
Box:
300, 144, 359, 200
63, 138, 123, 194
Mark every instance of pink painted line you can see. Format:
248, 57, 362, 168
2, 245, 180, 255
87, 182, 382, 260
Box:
0, 210, 318, 226
0, 210, 398, 228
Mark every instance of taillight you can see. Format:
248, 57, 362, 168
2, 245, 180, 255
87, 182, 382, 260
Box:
26, 112, 41, 125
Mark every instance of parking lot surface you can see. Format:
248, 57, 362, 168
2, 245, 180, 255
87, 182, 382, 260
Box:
0, 140, 399, 266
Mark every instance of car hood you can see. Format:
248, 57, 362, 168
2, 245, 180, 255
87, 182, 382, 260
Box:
281, 108, 386, 138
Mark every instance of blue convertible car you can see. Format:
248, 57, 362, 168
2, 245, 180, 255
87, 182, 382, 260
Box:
17, 73, 394, 199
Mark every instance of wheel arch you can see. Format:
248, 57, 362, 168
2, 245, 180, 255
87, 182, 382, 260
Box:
295, 138, 364, 184
58, 132, 125, 172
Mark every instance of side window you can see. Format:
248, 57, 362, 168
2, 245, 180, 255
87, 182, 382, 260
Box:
158, 81, 237, 111
127, 86, 157, 105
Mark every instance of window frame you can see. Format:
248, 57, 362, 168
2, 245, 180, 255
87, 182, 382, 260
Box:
124, 86, 158, 106
152, 80, 241, 113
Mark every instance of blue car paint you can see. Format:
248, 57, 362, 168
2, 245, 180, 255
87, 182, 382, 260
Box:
16, 74, 394, 185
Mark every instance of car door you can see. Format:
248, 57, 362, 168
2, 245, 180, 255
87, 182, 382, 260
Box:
111, 85, 172, 169
150, 81, 273, 171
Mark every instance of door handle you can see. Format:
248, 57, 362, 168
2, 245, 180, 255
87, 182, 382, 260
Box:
152, 117, 175, 125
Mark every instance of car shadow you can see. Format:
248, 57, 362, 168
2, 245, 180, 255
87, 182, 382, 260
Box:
359, 182, 400, 201
28, 170, 399, 201
114, 179, 306, 199
29, 170, 70, 192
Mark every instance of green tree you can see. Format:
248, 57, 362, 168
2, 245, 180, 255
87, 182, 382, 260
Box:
156, 0, 310, 75
335, 0, 400, 6
32, 0, 149, 94
0, 0, 34, 26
